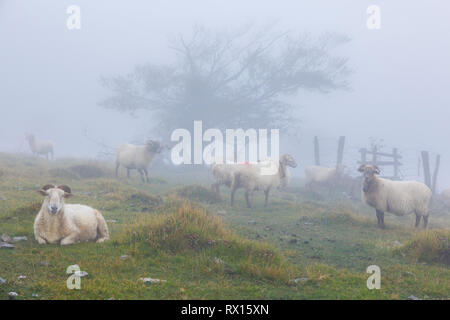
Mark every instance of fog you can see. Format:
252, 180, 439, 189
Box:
1, 0, 450, 189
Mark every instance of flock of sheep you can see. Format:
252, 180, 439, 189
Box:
23, 133, 435, 246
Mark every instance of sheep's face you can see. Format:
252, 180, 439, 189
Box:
358, 165, 380, 191
146, 140, 163, 154
38, 185, 73, 215
281, 154, 297, 168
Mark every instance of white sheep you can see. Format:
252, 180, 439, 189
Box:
34, 185, 110, 245
230, 154, 297, 208
115, 140, 163, 183
358, 164, 432, 229
304, 164, 345, 191
210, 162, 246, 200
25, 134, 54, 160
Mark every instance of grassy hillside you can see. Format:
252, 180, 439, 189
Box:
0, 153, 448, 300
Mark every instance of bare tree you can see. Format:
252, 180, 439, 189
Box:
100, 25, 351, 141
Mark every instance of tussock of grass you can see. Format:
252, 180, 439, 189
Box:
397, 230, 450, 265
49, 163, 110, 180
175, 185, 220, 204
14, 201, 42, 216
120, 202, 293, 282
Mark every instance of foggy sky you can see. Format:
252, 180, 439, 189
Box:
1, 1, 450, 188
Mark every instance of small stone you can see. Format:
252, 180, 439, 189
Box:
39, 261, 49, 266
0, 196, 6, 201
8, 292, 18, 300
106, 219, 117, 223
248, 220, 256, 225
120, 255, 129, 260
140, 277, 167, 285
217, 210, 227, 216
290, 277, 309, 284
17, 275, 27, 280
392, 240, 402, 247
108, 297, 116, 300
32, 293, 39, 298
264, 226, 273, 231
408, 295, 420, 300
289, 239, 298, 244
74, 271, 88, 278
1, 234, 12, 243
304, 222, 314, 226
0, 242, 15, 249
13, 236, 28, 242
0, 277, 6, 284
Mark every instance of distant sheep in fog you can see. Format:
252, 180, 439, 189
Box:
26, 134, 54, 160
358, 164, 432, 229
230, 154, 297, 208
305, 164, 345, 191
211, 163, 245, 200
34, 185, 109, 245
115, 140, 163, 183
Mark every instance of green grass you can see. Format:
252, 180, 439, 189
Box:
0, 153, 449, 300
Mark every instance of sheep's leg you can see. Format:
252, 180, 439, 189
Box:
95, 211, 110, 243
264, 189, 270, 207
230, 188, 236, 207
138, 169, 146, 183
415, 214, 422, 228
423, 216, 429, 229
376, 210, 385, 229
143, 169, 150, 183
245, 191, 252, 208
212, 183, 222, 200
36, 236, 47, 245
115, 163, 120, 178
60, 234, 78, 246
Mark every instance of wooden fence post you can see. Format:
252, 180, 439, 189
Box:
361, 148, 367, 165
336, 136, 345, 167
421, 151, 432, 189
372, 146, 378, 165
393, 148, 399, 180
314, 136, 320, 166
432, 154, 441, 194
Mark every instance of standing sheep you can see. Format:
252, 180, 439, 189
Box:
211, 162, 246, 200
115, 140, 163, 183
34, 185, 109, 245
304, 164, 345, 192
358, 164, 432, 229
231, 154, 297, 208
25, 134, 54, 160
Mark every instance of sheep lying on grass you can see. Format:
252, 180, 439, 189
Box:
25, 134, 54, 160
231, 154, 297, 208
358, 164, 432, 229
116, 140, 163, 183
34, 185, 109, 245
305, 164, 345, 192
